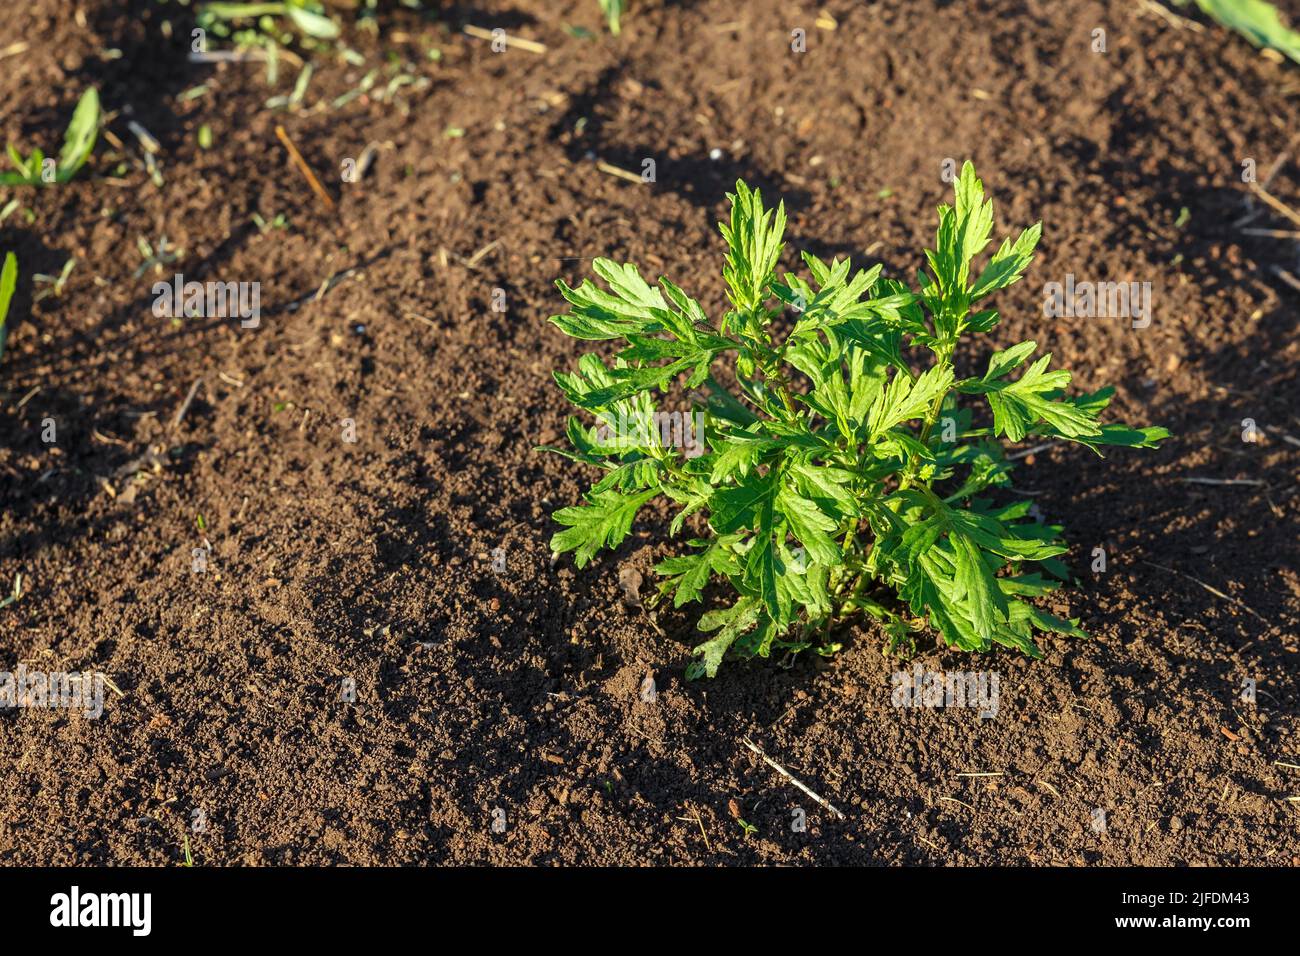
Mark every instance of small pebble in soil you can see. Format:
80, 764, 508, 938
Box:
709, 148, 723, 160
617, 566, 643, 607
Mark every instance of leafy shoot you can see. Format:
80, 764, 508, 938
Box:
0, 89, 99, 186
542, 164, 1167, 677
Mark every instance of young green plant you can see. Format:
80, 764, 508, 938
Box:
542, 164, 1167, 677
0, 88, 99, 186
1173, 0, 1300, 64
0, 251, 15, 365
198, 1, 340, 42
599, 0, 626, 35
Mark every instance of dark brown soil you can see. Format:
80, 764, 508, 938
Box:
0, 0, 1297, 866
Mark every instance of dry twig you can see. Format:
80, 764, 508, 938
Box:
275, 125, 335, 210
741, 737, 845, 819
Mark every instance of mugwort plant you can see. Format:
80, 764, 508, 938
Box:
542, 164, 1167, 677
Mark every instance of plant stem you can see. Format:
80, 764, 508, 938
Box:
898, 344, 954, 490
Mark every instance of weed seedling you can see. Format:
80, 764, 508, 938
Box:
0, 574, 23, 611
251, 212, 289, 233
199, 1, 341, 43
0, 252, 15, 365
1176, 0, 1300, 64
599, 0, 626, 35
542, 164, 1167, 676
0, 88, 99, 186
32, 258, 75, 303
133, 236, 183, 279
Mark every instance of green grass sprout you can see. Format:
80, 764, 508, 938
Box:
32, 258, 75, 303
1175, 0, 1300, 64
0, 574, 23, 611
599, 0, 625, 35
200, 1, 341, 42
0, 252, 16, 365
0, 88, 100, 186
